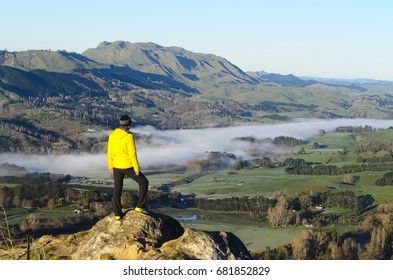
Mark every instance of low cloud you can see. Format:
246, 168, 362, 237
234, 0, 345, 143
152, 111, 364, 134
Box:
1, 118, 393, 175
0, 153, 106, 175
133, 118, 393, 166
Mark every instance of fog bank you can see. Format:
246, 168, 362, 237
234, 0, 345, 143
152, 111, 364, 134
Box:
1, 118, 393, 175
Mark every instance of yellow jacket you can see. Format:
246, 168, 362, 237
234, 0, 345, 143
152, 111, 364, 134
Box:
107, 128, 140, 173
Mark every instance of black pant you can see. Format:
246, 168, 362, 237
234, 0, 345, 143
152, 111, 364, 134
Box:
112, 167, 149, 216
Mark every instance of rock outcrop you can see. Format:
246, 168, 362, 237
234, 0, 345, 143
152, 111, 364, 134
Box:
68, 210, 252, 260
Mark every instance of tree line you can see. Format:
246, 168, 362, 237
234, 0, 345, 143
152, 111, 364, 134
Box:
0, 172, 67, 185
0, 183, 83, 209
375, 171, 393, 186
272, 136, 303, 146
186, 152, 237, 173
1, 118, 60, 143
356, 153, 393, 163
232, 135, 303, 147
233, 157, 276, 170
196, 196, 273, 214
285, 162, 393, 175
353, 139, 393, 154
335, 125, 374, 133
252, 101, 316, 114
195, 189, 374, 225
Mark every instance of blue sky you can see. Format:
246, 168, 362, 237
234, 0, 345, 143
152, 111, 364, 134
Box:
1, 0, 393, 80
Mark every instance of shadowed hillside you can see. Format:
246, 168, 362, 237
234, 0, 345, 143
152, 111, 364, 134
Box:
83, 41, 258, 91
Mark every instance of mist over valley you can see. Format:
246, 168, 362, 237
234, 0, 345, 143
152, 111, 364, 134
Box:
2, 118, 393, 175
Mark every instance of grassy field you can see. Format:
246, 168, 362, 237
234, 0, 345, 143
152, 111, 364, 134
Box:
5, 207, 77, 225
165, 167, 393, 204
153, 207, 305, 252
93, 128, 393, 251
169, 168, 337, 198
144, 128, 393, 251
4, 127, 393, 253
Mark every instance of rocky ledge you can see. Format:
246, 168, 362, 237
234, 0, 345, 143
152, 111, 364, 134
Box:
36, 210, 252, 260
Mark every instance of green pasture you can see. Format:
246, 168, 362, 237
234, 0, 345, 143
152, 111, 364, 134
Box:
4, 126, 393, 254
306, 132, 357, 149
154, 206, 357, 252
154, 207, 305, 252
3, 103, 27, 111
170, 168, 340, 198
74, 156, 393, 208
0, 92, 7, 102
353, 171, 393, 204
73, 125, 393, 203
165, 167, 393, 205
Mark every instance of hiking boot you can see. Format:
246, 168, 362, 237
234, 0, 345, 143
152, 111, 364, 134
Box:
134, 207, 149, 214
115, 213, 124, 220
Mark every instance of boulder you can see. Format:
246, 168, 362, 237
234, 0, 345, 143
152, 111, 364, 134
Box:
70, 210, 251, 260
158, 228, 252, 260
70, 210, 184, 260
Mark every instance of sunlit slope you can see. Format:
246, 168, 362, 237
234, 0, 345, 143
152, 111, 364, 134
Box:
0, 50, 106, 72
83, 41, 258, 92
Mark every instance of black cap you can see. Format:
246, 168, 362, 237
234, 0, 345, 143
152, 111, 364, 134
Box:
119, 115, 132, 127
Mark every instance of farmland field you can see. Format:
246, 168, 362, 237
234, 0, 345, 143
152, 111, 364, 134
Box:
71, 127, 393, 252
3, 126, 393, 254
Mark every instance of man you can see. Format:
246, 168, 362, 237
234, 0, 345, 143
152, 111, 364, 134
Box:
107, 115, 149, 220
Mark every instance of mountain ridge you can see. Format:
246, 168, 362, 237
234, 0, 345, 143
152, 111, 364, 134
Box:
1, 41, 393, 153
82, 41, 259, 90
1, 41, 375, 91
0, 49, 106, 72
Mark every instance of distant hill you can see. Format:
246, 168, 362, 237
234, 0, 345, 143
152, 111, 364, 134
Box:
248, 71, 317, 87
0, 49, 105, 72
1, 41, 393, 154
299, 76, 386, 85
82, 41, 258, 91
248, 71, 367, 91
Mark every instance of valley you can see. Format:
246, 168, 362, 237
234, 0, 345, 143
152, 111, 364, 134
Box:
2, 41, 393, 260
3, 123, 393, 259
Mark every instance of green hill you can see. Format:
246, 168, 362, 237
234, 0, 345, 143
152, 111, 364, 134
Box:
1, 41, 393, 153
82, 41, 258, 91
0, 50, 105, 72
